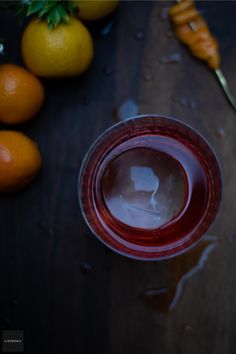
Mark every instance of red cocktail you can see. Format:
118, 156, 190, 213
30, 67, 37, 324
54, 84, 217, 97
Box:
79, 115, 222, 260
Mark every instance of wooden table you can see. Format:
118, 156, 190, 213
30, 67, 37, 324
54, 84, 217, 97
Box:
1, 2, 236, 353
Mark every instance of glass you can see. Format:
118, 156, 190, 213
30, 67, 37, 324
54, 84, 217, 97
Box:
78, 115, 222, 260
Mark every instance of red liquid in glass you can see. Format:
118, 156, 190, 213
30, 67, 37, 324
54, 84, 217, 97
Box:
79, 116, 221, 260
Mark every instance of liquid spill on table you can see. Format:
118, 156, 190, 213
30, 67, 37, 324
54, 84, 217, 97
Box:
143, 73, 152, 82
100, 20, 114, 36
0, 42, 4, 55
113, 99, 139, 123
166, 30, 174, 38
134, 30, 145, 41
159, 52, 182, 64
171, 96, 198, 110
227, 230, 236, 242
103, 66, 113, 76
159, 7, 169, 21
141, 235, 217, 312
214, 128, 225, 139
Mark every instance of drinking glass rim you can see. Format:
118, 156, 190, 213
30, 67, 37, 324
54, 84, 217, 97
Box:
78, 114, 222, 261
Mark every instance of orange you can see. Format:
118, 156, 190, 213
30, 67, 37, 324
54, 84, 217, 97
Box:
0, 131, 42, 192
0, 64, 44, 124
74, 0, 119, 21
22, 17, 94, 78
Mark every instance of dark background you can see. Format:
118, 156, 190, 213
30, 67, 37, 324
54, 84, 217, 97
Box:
1, 1, 236, 353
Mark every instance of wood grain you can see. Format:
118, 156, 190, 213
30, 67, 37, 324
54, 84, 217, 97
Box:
0, 2, 236, 353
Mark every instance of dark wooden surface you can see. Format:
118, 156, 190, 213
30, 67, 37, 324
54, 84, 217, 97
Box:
1, 2, 236, 353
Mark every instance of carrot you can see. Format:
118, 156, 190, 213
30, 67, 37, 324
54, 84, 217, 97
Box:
169, 0, 220, 69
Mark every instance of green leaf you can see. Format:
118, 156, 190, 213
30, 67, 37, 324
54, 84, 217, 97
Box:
4, 0, 75, 28
46, 0, 57, 10
38, 7, 49, 17
67, 0, 78, 14
46, 6, 61, 28
57, 4, 70, 24
38, 0, 55, 17
27, 0, 45, 16
48, 22, 54, 30
15, 6, 26, 16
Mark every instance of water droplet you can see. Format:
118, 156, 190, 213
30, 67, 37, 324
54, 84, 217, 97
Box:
143, 73, 151, 82
134, 31, 145, 41
80, 262, 93, 275
180, 323, 204, 354
159, 52, 182, 64
172, 96, 197, 110
166, 30, 174, 38
228, 230, 236, 242
171, 96, 178, 103
48, 228, 54, 237
159, 7, 169, 21
180, 96, 188, 107
215, 128, 225, 139
103, 66, 113, 76
113, 99, 138, 122
100, 21, 114, 36
143, 288, 168, 296
182, 323, 195, 333
141, 287, 170, 312
0, 43, 4, 55
190, 99, 197, 110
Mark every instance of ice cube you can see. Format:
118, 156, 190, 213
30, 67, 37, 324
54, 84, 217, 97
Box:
101, 148, 186, 229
